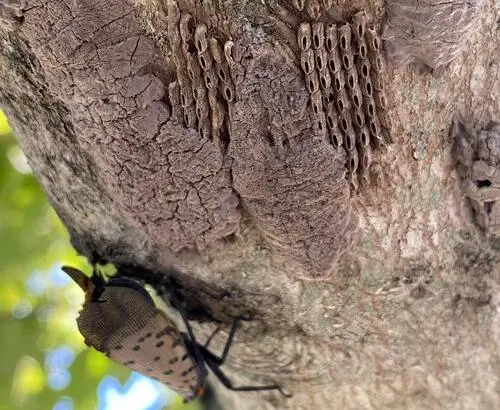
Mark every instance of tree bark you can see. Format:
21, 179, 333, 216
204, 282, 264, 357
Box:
1, 0, 499, 409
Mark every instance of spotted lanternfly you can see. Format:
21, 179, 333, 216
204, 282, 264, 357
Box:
62, 266, 290, 402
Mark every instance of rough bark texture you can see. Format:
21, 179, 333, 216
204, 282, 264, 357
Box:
0, 0, 499, 409
383, 0, 487, 69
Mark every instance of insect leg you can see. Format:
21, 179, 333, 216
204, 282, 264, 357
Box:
203, 356, 291, 397
218, 317, 240, 364
178, 306, 199, 343
163, 290, 200, 344
203, 324, 222, 349
198, 317, 240, 366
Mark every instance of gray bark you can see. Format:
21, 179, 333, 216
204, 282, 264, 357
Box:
0, 0, 499, 409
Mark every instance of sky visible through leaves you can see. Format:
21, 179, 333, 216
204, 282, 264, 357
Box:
0, 111, 202, 410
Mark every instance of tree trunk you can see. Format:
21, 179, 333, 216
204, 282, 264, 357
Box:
1, 0, 499, 409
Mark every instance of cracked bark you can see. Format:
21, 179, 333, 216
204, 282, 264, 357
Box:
1, 0, 499, 409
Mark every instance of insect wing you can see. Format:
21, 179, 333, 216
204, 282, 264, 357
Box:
105, 310, 201, 397
76, 282, 203, 397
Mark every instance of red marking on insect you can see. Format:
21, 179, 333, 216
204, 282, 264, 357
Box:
197, 385, 205, 397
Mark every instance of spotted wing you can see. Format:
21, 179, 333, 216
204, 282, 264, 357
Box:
105, 309, 202, 397
77, 284, 203, 398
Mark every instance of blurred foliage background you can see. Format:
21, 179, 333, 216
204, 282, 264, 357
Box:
0, 111, 203, 410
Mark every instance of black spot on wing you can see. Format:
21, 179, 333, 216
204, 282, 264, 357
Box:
164, 369, 173, 375
181, 365, 196, 377
169, 357, 179, 364
124, 360, 135, 365
156, 327, 175, 338
132, 345, 140, 351
156, 341, 164, 348
181, 353, 189, 361
154, 356, 160, 361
